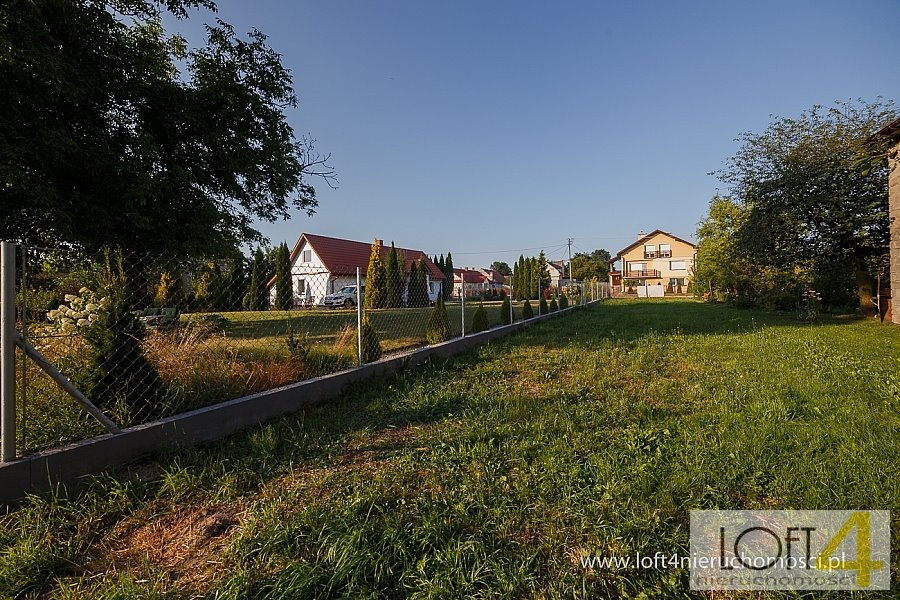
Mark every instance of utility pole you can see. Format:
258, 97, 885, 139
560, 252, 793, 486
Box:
567, 238, 573, 290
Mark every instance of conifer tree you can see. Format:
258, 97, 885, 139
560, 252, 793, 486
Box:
243, 247, 269, 311
443, 252, 454, 299
226, 255, 247, 311
549, 296, 558, 312
363, 240, 387, 310
500, 296, 512, 324
356, 313, 383, 363
425, 296, 452, 344
407, 259, 429, 308
539, 296, 548, 314
274, 242, 293, 310
386, 242, 404, 308
471, 302, 489, 333
522, 299, 534, 319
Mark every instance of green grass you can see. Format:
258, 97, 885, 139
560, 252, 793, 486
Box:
2, 299, 899, 598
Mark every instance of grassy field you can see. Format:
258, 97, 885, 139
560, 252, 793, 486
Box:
15, 301, 540, 453
2, 299, 899, 598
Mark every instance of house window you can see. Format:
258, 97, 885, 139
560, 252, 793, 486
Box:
631, 262, 646, 272
643, 244, 656, 259
296, 279, 305, 294
660, 244, 672, 258
669, 260, 686, 270
301, 250, 312, 263
669, 277, 686, 287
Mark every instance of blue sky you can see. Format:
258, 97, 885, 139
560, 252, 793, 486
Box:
165, 0, 900, 268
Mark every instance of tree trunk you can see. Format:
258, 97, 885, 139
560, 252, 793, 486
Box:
851, 254, 875, 316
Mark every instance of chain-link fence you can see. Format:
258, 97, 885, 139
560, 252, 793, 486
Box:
2, 243, 600, 457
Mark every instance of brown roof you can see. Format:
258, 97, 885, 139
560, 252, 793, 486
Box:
290, 233, 445, 281
454, 268, 486, 284
614, 229, 696, 259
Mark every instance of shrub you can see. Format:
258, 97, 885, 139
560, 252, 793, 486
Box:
74, 250, 164, 422
539, 297, 548, 315
549, 297, 558, 312
500, 296, 512, 324
356, 313, 383, 363
471, 303, 489, 333
285, 320, 311, 362
559, 295, 568, 310
426, 296, 451, 344
522, 299, 534, 319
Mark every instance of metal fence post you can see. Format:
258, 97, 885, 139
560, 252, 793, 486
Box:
2, 241, 17, 462
356, 267, 363, 366
509, 284, 514, 323
460, 281, 465, 338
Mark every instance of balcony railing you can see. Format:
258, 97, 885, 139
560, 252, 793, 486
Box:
643, 251, 672, 259
625, 269, 661, 279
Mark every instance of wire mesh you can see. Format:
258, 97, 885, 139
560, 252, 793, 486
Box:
9, 244, 592, 455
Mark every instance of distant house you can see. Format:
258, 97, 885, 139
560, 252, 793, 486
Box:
877, 118, 900, 324
268, 233, 445, 306
546, 260, 570, 289
453, 268, 488, 298
611, 230, 696, 293
478, 269, 506, 293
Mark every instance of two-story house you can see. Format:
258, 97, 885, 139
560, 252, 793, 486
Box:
611, 230, 696, 293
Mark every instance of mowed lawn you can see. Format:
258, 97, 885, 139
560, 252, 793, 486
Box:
2, 299, 899, 598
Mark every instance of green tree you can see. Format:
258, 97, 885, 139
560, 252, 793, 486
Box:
570, 249, 611, 281
386, 242, 404, 308
442, 252, 454, 300
363, 240, 387, 310
522, 299, 534, 319
225, 255, 247, 311
489, 261, 512, 276
471, 303, 489, 333
0, 0, 334, 257
356, 313, 382, 363
407, 260, 429, 308
194, 260, 225, 311
274, 242, 293, 310
537, 251, 551, 294
717, 99, 896, 312
75, 250, 163, 421
539, 297, 549, 315
425, 296, 452, 344
549, 297, 558, 312
243, 248, 269, 311
500, 296, 512, 324
154, 270, 180, 307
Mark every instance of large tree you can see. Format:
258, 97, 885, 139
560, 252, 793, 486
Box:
489, 261, 512, 276
717, 99, 896, 311
273, 242, 293, 310
569, 249, 610, 281
0, 0, 334, 256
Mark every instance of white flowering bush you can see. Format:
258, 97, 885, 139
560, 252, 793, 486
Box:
46, 287, 107, 332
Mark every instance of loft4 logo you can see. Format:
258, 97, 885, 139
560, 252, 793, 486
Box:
815, 511, 884, 587
690, 510, 890, 591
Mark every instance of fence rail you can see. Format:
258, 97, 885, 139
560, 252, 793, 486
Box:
1, 243, 608, 459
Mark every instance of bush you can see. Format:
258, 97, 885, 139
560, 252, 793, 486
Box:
356, 313, 382, 363
470, 303, 489, 333
74, 250, 164, 422
426, 296, 451, 344
500, 296, 512, 324
522, 300, 534, 319
539, 297, 548, 315
285, 320, 311, 362
559, 295, 568, 310
548, 297, 558, 312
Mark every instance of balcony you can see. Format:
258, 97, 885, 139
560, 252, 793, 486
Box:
643, 251, 672, 259
625, 269, 661, 279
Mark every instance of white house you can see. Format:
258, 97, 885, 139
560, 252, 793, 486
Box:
267, 233, 445, 306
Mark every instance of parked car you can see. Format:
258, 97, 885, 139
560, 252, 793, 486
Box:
321, 285, 364, 308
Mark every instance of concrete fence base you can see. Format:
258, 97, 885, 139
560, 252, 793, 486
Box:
0, 305, 588, 506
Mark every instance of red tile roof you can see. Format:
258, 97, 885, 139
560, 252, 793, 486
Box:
291, 233, 445, 281
453, 268, 486, 284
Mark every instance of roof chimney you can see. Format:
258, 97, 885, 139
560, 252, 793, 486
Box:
637, 230, 647, 239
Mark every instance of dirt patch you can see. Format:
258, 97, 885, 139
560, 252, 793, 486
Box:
98, 503, 246, 592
